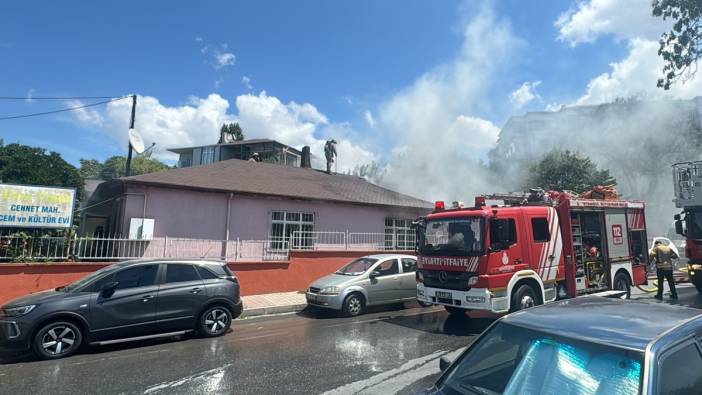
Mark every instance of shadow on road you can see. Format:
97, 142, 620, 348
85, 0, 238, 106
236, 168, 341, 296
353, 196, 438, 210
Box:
384, 311, 495, 337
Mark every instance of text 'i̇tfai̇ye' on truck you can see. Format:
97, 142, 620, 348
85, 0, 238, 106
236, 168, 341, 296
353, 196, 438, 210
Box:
414, 189, 650, 316
673, 161, 702, 294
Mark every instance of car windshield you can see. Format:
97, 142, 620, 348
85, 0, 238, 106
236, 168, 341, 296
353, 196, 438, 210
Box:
336, 257, 379, 275
61, 264, 121, 292
439, 322, 643, 395
420, 217, 485, 257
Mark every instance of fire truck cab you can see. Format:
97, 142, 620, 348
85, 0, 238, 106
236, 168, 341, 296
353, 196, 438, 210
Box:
673, 161, 702, 293
415, 191, 649, 314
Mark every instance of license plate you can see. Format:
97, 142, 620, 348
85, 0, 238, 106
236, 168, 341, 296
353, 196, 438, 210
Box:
436, 291, 453, 299
307, 294, 318, 302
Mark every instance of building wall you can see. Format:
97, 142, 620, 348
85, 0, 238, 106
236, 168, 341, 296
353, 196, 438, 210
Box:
120, 184, 428, 240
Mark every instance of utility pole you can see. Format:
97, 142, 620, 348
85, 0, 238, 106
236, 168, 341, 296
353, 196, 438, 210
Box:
125, 94, 137, 177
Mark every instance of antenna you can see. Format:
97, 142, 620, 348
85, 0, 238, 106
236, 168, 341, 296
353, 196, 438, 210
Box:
128, 129, 146, 154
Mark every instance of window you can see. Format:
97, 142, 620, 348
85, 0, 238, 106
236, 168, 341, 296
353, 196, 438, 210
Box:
375, 259, 399, 276
197, 266, 219, 280
490, 218, 517, 249
102, 265, 158, 290
200, 146, 216, 165
531, 218, 550, 242
178, 153, 193, 168
165, 264, 200, 284
401, 258, 417, 273
385, 218, 415, 250
270, 211, 315, 249
659, 341, 702, 394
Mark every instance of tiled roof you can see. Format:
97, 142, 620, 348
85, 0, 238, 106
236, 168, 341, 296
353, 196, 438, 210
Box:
122, 159, 432, 209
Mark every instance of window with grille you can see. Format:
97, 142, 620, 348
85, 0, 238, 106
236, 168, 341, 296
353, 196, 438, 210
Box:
270, 211, 315, 249
201, 146, 216, 165
385, 218, 414, 250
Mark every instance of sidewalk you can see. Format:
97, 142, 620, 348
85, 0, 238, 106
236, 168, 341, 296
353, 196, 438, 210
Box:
241, 291, 308, 318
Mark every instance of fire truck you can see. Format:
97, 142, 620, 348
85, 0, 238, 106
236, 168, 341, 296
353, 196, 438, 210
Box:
415, 190, 649, 315
672, 161, 702, 293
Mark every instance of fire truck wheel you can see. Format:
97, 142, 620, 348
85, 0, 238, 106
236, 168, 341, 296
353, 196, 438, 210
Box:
693, 278, 702, 294
510, 284, 540, 312
613, 272, 632, 299
444, 306, 465, 316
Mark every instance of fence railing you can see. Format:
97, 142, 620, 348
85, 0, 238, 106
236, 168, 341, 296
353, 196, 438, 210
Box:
0, 230, 413, 262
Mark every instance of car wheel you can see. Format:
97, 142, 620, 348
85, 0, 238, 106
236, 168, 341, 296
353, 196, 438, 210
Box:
199, 306, 232, 337
695, 280, 702, 294
418, 300, 433, 307
444, 306, 465, 315
343, 294, 364, 317
510, 284, 540, 312
33, 321, 83, 360
613, 272, 632, 299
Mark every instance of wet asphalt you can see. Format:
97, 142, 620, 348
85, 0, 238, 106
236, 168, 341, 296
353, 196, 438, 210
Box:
0, 303, 492, 395
2, 287, 701, 395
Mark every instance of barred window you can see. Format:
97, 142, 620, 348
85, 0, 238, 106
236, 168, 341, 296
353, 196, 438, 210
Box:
385, 218, 415, 250
270, 211, 314, 249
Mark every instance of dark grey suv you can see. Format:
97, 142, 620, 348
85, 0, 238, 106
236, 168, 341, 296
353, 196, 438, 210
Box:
0, 259, 242, 360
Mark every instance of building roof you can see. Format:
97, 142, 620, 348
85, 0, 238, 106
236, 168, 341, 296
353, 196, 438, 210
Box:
121, 159, 433, 210
168, 138, 303, 155
502, 297, 702, 351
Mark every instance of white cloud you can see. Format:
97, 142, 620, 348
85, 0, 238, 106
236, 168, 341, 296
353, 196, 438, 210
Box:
25, 88, 36, 103
576, 39, 702, 105
200, 43, 236, 69
241, 75, 253, 90
378, 4, 518, 201
364, 110, 375, 128
66, 99, 105, 127
214, 51, 236, 69
544, 102, 565, 112
509, 81, 541, 108
195, 37, 203, 42
556, 0, 667, 46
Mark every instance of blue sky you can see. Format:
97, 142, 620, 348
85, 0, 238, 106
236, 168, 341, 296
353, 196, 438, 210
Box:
0, 0, 693, 175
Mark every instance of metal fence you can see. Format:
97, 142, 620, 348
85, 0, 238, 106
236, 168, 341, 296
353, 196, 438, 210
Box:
0, 233, 71, 261
287, 231, 416, 251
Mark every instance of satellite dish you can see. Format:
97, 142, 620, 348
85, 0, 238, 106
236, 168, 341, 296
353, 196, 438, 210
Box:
128, 129, 145, 154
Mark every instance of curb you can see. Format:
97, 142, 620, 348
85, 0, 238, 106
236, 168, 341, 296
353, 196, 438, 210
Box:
241, 303, 308, 318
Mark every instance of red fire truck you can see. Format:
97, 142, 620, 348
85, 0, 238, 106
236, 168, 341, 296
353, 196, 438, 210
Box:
673, 161, 702, 293
415, 190, 649, 315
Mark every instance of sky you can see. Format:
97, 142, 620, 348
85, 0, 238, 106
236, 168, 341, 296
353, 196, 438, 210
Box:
0, 0, 700, 173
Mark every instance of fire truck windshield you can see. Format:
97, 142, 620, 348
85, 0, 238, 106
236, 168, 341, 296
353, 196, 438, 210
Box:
686, 209, 702, 239
419, 217, 485, 257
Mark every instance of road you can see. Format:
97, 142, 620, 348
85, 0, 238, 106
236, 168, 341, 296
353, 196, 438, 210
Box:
2, 286, 701, 395
0, 303, 491, 395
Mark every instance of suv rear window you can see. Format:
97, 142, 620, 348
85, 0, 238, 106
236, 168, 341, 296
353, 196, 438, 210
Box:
165, 264, 200, 283
197, 265, 219, 280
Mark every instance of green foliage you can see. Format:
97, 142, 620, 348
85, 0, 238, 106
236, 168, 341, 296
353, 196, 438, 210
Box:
79, 159, 103, 179
653, 0, 702, 89
526, 150, 616, 194
0, 143, 83, 196
97, 155, 171, 179
219, 122, 245, 143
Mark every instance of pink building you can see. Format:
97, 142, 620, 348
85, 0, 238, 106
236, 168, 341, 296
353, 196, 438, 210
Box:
81, 159, 431, 250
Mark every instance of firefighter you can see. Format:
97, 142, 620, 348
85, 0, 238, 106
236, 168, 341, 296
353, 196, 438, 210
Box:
249, 152, 261, 162
649, 240, 678, 300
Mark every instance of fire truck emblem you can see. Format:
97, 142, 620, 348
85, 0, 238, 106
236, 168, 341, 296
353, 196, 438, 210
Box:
502, 252, 509, 265
439, 271, 448, 283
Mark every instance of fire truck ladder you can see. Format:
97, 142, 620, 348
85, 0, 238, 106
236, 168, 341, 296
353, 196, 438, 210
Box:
673, 161, 702, 208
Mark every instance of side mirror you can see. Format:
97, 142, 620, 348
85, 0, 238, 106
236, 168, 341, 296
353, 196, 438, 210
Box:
674, 214, 681, 221
675, 220, 685, 236
439, 356, 452, 372
100, 281, 119, 298
369, 270, 381, 279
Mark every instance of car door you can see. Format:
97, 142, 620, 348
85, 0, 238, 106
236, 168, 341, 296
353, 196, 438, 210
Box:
656, 338, 702, 394
399, 257, 419, 299
366, 258, 401, 305
156, 263, 207, 331
89, 264, 160, 341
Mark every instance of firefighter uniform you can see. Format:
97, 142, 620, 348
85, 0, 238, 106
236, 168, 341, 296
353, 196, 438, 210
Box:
649, 242, 678, 299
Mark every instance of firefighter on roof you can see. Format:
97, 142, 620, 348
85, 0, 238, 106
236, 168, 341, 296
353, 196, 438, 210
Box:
650, 240, 679, 300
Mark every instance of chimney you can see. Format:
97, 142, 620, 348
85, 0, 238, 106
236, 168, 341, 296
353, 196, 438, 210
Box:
301, 146, 311, 168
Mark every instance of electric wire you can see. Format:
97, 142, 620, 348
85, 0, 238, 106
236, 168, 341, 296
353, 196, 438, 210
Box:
0, 96, 130, 121
0, 95, 125, 100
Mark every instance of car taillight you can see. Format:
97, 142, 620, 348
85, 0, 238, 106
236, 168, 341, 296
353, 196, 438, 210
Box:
222, 275, 238, 284
416, 271, 424, 283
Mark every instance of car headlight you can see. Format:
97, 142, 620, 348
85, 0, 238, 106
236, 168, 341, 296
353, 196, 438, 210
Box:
690, 264, 702, 270
319, 286, 340, 295
0, 305, 36, 318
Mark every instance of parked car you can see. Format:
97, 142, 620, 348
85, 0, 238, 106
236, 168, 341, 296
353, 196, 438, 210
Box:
0, 259, 242, 360
306, 254, 430, 316
427, 297, 702, 394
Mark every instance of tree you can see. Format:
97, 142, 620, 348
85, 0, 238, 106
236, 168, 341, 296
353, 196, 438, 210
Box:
218, 122, 245, 143
98, 155, 170, 180
0, 143, 83, 196
78, 159, 103, 179
653, 0, 702, 89
526, 150, 616, 193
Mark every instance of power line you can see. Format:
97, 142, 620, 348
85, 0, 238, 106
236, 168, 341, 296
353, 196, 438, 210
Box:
0, 95, 125, 100
0, 96, 130, 121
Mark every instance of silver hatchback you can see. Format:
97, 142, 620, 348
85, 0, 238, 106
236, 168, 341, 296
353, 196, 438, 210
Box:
306, 254, 429, 316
